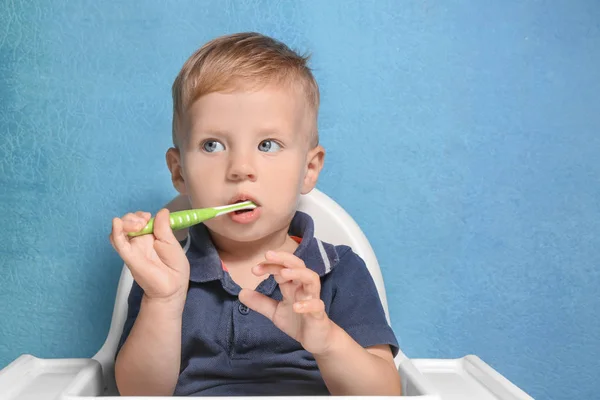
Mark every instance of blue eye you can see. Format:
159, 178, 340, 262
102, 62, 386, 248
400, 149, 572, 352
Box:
258, 140, 281, 153
202, 140, 225, 153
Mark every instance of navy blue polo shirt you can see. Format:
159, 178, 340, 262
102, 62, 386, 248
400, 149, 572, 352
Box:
116, 211, 399, 396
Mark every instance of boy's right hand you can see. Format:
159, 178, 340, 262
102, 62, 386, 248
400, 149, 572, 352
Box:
110, 208, 190, 303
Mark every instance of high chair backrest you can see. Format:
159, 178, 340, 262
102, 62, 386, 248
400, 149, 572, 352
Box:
93, 188, 392, 393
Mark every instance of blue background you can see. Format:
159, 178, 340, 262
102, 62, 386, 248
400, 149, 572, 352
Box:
1, 1, 599, 399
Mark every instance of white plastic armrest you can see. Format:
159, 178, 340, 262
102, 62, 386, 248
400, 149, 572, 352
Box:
396, 358, 440, 398
411, 355, 534, 400
0, 354, 103, 400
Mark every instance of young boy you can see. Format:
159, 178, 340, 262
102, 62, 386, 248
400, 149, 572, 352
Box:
109, 32, 401, 396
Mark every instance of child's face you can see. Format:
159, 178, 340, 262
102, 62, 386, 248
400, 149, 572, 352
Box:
168, 85, 323, 243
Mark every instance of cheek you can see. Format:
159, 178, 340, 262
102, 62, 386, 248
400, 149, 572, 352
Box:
182, 157, 221, 197
264, 157, 305, 191
183, 153, 222, 177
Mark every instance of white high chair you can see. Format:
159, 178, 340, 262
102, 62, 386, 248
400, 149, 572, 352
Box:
0, 189, 533, 400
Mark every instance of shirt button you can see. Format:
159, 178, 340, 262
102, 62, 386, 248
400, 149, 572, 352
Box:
238, 303, 249, 315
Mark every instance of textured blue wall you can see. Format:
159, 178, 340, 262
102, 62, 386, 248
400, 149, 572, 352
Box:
1, 1, 599, 399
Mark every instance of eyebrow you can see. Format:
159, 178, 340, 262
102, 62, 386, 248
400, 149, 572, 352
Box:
255, 128, 288, 137
194, 127, 291, 138
191, 128, 231, 138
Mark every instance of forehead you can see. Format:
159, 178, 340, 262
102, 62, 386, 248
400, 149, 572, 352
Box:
185, 85, 313, 136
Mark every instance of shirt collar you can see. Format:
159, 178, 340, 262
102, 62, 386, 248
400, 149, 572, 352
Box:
185, 211, 341, 283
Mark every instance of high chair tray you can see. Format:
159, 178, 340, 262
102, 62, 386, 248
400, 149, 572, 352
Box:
411, 355, 533, 400
0, 355, 103, 400
0, 353, 533, 400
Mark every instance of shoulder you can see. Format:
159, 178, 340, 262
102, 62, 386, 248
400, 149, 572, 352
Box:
316, 239, 371, 283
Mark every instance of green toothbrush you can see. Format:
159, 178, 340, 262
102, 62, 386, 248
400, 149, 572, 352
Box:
127, 201, 257, 237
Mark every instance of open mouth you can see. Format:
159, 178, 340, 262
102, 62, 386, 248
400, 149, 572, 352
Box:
227, 196, 262, 224
232, 198, 258, 214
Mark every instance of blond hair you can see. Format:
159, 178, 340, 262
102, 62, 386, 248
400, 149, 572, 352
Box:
171, 32, 320, 148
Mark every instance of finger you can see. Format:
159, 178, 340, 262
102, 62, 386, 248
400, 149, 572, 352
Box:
110, 218, 131, 256
293, 298, 326, 318
254, 264, 301, 288
122, 214, 147, 234
254, 263, 318, 301
255, 263, 313, 303
273, 273, 299, 285
239, 288, 278, 321
277, 278, 302, 301
264, 251, 307, 269
122, 218, 147, 233
123, 212, 146, 225
108, 231, 116, 249
279, 267, 321, 298
253, 263, 285, 277
134, 211, 151, 221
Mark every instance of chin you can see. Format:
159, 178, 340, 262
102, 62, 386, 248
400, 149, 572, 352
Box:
205, 211, 295, 243
224, 228, 263, 242
205, 223, 266, 243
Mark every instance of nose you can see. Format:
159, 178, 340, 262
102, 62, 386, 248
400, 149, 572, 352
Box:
226, 151, 257, 182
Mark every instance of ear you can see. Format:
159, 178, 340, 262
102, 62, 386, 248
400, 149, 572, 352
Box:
301, 145, 325, 194
166, 147, 187, 195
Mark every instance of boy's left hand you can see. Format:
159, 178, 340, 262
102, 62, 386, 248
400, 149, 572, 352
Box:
239, 251, 334, 356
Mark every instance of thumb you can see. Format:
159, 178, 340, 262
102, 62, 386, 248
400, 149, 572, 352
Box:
152, 208, 187, 270
153, 208, 178, 244
239, 289, 277, 321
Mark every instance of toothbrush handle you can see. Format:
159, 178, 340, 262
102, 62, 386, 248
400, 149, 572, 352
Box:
127, 208, 218, 237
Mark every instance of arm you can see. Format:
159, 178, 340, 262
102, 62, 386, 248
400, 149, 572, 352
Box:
315, 325, 401, 395
239, 249, 402, 396
315, 248, 402, 395
115, 295, 185, 396
110, 197, 191, 396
